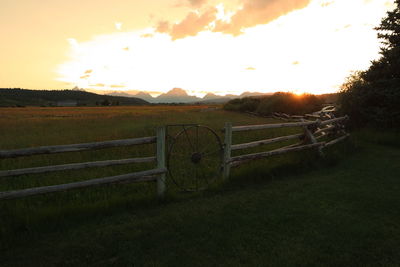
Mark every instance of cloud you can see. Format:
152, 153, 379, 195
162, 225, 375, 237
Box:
115, 22, 122, 31
246, 67, 256, 70
67, 38, 79, 48
140, 33, 154, 38
159, 7, 217, 40
292, 61, 299, 65
187, 0, 207, 7
156, 21, 171, 33
91, 83, 105, 87
80, 69, 92, 79
123, 47, 130, 51
335, 24, 352, 32
321, 1, 334, 8
157, 0, 311, 39
110, 84, 126, 88
173, 0, 207, 8
214, 0, 312, 35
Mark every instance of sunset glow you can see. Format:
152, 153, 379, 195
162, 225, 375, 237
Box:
1, 0, 395, 96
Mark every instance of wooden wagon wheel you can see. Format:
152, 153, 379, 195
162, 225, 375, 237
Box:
167, 125, 223, 192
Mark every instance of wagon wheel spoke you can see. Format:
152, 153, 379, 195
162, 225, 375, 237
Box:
182, 126, 196, 153
167, 125, 223, 192
196, 126, 199, 152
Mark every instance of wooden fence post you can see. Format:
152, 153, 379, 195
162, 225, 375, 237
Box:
156, 126, 166, 197
223, 122, 232, 179
302, 119, 324, 157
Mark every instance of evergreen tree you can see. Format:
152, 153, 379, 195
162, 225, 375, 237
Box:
339, 1, 400, 127
363, 0, 400, 82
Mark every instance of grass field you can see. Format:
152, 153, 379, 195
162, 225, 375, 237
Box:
0, 105, 294, 233
1, 106, 399, 266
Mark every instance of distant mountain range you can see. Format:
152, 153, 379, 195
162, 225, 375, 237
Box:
95, 88, 273, 104
0, 87, 274, 107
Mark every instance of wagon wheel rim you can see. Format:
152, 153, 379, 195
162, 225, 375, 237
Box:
167, 125, 223, 192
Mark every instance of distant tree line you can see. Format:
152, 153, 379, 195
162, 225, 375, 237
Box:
0, 88, 147, 107
223, 92, 325, 115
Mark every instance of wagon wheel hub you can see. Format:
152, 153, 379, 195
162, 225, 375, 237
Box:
167, 124, 223, 191
191, 152, 202, 164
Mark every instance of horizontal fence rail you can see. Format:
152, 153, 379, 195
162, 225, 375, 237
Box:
230, 142, 325, 163
314, 125, 336, 135
232, 120, 316, 132
0, 128, 167, 200
319, 116, 348, 126
0, 136, 157, 159
0, 157, 156, 178
0, 168, 167, 200
223, 108, 350, 178
231, 133, 303, 151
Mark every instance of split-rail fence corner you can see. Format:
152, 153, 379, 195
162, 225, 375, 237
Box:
222, 106, 350, 178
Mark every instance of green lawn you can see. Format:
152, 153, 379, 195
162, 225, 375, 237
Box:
1, 107, 399, 266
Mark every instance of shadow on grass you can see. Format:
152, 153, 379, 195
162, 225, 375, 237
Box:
223, 138, 357, 191
0, 138, 357, 246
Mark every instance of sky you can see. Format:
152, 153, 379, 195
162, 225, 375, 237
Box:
0, 0, 395, 96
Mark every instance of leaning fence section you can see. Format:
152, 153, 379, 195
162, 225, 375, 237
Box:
222, 110, 349, 179
0, 127, 167, 200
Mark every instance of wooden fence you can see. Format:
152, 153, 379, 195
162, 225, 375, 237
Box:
0, 106, 349, 200
222, 107, 349, 178
0, 127, 167, 200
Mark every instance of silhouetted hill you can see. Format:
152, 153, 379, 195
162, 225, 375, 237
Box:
0, 88, 148, 107
106, 91, 137, 98
156, 88, 201, 103
202, 93, 219, 100
134, 92, 156, 103
195, 97, 233, 104
240, 91, 273, 97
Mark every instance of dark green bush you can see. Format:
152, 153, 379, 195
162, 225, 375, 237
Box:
223, 92, 323, 115
339, 74, 400, 128
223, 97, 262, 112
256, 92, 322, 115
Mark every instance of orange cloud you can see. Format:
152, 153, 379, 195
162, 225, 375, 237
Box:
156, 21, 171, 33
91, 83, 105, 87
170, 7, 217, 39
214, 0, 312, 35
140, 33, 154, 38
157, 7, 217, 40
173, 0, 207, 8
321, 1, 334, 8
158, 0, 311, 39
187, 0, 207, 7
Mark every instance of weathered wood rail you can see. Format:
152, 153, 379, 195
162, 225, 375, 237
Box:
223, 109, 349, 178
0, 127, 167, 200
